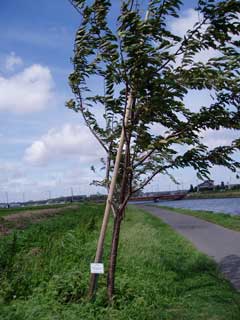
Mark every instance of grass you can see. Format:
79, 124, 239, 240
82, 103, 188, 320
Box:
0, 203, 71, 217
187, 190, 240, 199
158, 205, 240, 232
0, 203, 239, 319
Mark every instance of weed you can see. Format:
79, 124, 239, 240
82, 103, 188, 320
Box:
0, 204, 239, 320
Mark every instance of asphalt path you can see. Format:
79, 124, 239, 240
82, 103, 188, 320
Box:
138, 205, 240, 291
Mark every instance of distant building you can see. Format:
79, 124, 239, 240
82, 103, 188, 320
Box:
197, 179, 214, 191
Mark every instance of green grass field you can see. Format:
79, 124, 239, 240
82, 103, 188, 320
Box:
0, 204, 239, 320
158, 205, 240, 232
0, 203, 70, 217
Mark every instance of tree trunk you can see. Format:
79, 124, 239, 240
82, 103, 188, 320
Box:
107, 213, 123, 300
107, 115, 131, 301
88, 94, 134, 300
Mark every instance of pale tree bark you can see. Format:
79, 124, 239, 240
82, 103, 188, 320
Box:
89, 6, 150, 301
88, 93, 134, 299
106, 9, 150, 301
107, 127, 131, 300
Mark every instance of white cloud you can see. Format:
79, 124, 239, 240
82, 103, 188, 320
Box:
0, 162, 26, 185
0, 64, 54, 113
171, 9, 240, 43
194, 48, 219, 64
5, 52, 23, 71
170, 9, 219, 64
24, 124, 104, 165
184, 89, 214, 112
201, 129, 239, 149
171, 9, 199, 38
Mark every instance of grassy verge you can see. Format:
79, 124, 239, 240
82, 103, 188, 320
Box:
158, 205, 240, 232
187, 190, 240, 199
0, 203, 71, 217
0, 204, 239, 320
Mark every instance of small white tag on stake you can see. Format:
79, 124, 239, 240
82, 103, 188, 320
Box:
90, 263, 104, 274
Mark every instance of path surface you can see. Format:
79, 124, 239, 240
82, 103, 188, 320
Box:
138, 205, 240, 291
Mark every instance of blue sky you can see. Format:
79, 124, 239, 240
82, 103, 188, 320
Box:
0, 0, 239, 202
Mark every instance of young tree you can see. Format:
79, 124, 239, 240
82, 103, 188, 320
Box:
67, 0, 240, 300
189, 184, 194, 193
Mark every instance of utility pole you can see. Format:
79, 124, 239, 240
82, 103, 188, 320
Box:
5, 192, 9, 208
22, 192, 25, 203
71, 187, 74, 202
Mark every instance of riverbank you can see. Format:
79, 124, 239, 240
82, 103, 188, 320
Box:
0, 203, 239, 319
186, 190, 240, 199
158, 205, 240, 232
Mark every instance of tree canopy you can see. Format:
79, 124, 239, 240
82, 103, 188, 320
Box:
68, 0, 240, 198
67, 0, 240, 299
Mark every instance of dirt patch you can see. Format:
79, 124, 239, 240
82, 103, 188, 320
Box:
0, 205, 78, 236
28, 247, 42, 256
0, 223, 11, 236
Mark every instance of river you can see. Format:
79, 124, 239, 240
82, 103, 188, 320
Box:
155, 197, 240, 215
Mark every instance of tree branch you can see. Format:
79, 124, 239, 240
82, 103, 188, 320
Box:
157, 16, 208, 72
132, 165, 172, 194
133, 129, 185, 169
75, 88, 109, 153
68, 0, 82, 14
118, 192, 131, 214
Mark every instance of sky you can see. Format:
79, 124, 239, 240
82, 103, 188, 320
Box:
0, 0, 239, 203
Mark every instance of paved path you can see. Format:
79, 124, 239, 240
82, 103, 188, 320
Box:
138, 205, 240, 291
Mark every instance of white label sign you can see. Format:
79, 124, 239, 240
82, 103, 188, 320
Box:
90, 263, 104, 274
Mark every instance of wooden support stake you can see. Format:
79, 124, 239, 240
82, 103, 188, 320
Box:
88, 93, 133, 298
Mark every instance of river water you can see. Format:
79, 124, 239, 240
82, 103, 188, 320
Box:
155, 198, 240, 216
